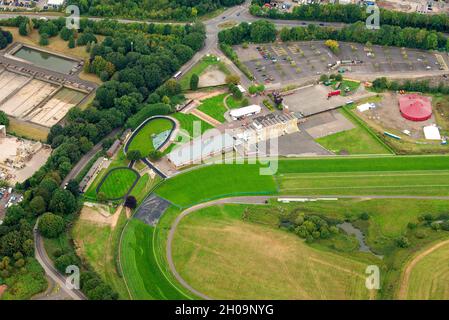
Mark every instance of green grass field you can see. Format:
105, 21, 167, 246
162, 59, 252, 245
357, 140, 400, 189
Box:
171, 112, 214, 138
120, 219, 187, 300
225, 95, 246, 109
129, 173, 161, 205
172, 204, 372, 299
197, 93, 228, 123
155, 164, 277, 207
98, 168, 139, 199
316, 110, 391, 155
127, 118, 174, 157
404, 241, 449, 299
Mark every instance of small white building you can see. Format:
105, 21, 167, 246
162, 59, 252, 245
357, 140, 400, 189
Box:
230, 105, 261, 120
237, 84, 246, 94
357, 103, 376, 113
47, 0, 65, 8
423, 125, 441, 140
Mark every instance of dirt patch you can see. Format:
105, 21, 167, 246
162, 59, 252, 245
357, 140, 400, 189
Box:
397, 239, 449, 299
0, 284, 7, 298
198, 66, 227, 88
79, 203, 122, 228
185, 88, 227, 101
357, 92, 436, 139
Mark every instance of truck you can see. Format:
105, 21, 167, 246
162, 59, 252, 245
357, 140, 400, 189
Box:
327, 90, 341, 98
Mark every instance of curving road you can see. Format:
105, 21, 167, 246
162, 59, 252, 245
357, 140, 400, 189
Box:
166, 194, 449, 300
34, 223, 86, 300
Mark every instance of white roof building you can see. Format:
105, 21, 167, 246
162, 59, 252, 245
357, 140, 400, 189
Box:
423, 125, 441, 140
357, 103, 376, 112
168, 133, 234, 167
230, 105, 261, 120
47, 0, 65, 6
237, 85, 246, 93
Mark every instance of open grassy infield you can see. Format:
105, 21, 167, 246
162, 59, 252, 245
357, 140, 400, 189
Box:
316, 109, 392, 155
197, 93, 228, 123
120, 219, 188, 300
98, 168, 139, 200
127, 118, 174, 157
168, 199, 449, 299
171, 204, 372, 300
155, 164, 278, 207
404, 241, 449, 299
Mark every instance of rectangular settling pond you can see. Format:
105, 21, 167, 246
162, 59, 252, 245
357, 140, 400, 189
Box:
13, 46, 78, 74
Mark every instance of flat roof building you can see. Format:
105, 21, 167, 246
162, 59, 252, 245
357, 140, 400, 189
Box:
230, 105, 261, 120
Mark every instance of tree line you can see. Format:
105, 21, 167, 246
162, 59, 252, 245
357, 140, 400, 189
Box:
218, 20, 449, 52
250, 2, 449, 34
67, 0, 244, 21
0, 16, 206, 300
373, 77, 449, 95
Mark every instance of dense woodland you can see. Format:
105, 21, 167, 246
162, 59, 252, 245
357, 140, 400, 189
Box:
250, 2, 449, 34
67, 0, 244, 20
218, 20, 449, 51
0, 16, 206, 299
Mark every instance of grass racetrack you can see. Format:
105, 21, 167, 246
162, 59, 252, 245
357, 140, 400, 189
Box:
98, 168, 139, 200
171, 204, 372, 300
120, 219, 188, 300
155, 164, 277, 207
401, 240, 449, 300
127, 118, 174, 157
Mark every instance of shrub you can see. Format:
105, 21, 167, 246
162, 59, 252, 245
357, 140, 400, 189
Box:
127, 150, 142, 161
55, 254, 78, 273
360, 212, 370, 220
190, 73, 199, 90
441, 220, 449, 231
407, 222, 417, 230
396, 236, 410, 248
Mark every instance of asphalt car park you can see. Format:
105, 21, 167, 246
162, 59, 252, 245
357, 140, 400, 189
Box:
234, 41, 448, 86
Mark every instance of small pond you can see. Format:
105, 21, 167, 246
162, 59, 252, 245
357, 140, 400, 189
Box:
337, 222, 381, 257
13, 46, 78, 74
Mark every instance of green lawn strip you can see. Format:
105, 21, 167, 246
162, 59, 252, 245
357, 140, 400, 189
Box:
1, 258, 47, 300
98, 168, 139, 200
129, 174, 162, 205
155, 164, 277, 208
153, 206, 198, 299
179, 56, 230, 90
316, 109, 393, 155
197, 93, 228, 123
225, 95, 245, 109
278, 170, 449, 196
127, 118, 174, 157
171, 112, 213, 138
83, 168, 108, 200
332, 79, 361, 93
276, 155, 449, 174
341, 106, 395, 154
120, 219, 186, 299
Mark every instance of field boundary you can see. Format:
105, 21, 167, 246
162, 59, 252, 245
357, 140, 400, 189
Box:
341, 105, 395, 155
